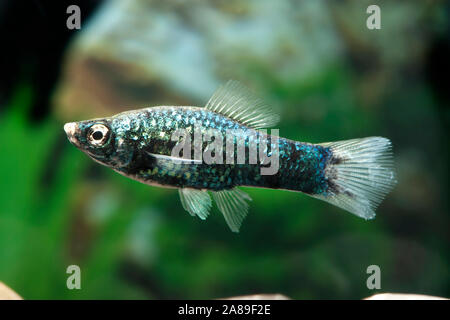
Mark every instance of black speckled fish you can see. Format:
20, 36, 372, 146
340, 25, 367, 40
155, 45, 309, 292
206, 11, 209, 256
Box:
64, 80, 397, 232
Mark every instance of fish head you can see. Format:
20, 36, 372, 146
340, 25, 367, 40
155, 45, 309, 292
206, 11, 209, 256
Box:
64, 119, 134, 168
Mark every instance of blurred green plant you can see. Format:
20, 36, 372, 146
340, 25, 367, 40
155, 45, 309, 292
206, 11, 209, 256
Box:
0, 84, 151, 299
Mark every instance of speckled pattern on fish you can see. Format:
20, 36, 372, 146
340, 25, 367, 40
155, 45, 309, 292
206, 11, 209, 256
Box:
64, 80, 396, 232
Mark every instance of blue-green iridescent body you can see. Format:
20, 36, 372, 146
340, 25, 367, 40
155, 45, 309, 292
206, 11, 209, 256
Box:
65, 80, 397, 231
83, 106, 332, 196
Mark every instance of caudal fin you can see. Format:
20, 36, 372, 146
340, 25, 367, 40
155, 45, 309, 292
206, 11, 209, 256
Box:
315, 137, 397, 219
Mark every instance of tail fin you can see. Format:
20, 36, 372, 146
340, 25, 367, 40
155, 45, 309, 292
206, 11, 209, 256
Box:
315, 137, 397, 219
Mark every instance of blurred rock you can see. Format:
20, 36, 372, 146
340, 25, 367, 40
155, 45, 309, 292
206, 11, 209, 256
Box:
223, 293, 448, 300
53, 0, 441, 120
222, 293, 290, 300
0, 282, 22, 300
53, 0, 343, 120
365, 293, 447, 300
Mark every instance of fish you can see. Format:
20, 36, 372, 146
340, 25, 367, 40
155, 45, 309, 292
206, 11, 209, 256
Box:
64, 80, 397, 232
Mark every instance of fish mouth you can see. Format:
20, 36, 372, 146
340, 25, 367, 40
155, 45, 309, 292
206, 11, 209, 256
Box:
64, 122, 81, 147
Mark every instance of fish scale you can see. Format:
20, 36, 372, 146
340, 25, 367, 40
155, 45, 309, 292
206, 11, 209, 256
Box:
111, 106, 331, 194
64, 80, 396, 232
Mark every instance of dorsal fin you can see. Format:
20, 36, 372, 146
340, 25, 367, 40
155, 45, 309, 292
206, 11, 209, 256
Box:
205, 80, 279, 129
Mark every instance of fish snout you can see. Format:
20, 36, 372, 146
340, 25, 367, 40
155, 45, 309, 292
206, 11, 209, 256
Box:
64, 122, 81, 147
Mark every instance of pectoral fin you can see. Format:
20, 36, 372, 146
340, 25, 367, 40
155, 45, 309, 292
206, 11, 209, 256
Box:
212, 188, 252, 233
146, 152, 201, 164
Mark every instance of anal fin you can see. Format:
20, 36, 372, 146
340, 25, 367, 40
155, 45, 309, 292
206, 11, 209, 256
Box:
212, 188, 252, 233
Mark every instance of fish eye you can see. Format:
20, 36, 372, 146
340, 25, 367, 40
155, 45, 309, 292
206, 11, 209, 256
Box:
87, 123, 110, 147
